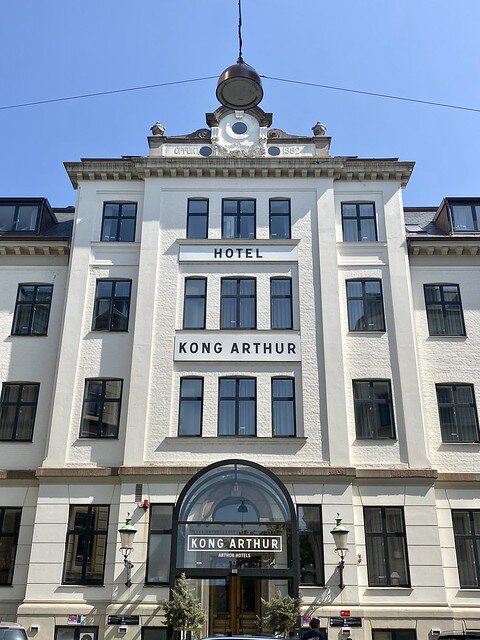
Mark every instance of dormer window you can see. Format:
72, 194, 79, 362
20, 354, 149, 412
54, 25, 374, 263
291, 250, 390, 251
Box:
0, 203, 40, 233
451, 202, 480, 232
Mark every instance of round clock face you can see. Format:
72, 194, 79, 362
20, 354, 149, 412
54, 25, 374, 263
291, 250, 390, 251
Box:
217, 78, 263, 110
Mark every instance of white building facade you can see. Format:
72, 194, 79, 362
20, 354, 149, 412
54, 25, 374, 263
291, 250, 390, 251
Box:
1, 97, 480, 640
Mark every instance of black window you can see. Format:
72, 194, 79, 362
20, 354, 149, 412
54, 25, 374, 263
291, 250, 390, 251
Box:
146, 505, 173, 584
452, 510, 480, 588
222, 199, 255, 239
101, 202, 137, 242
178, 378, 203, 436
297, 505, 324, 585
364, 506, 410, 587
341, 202, 377, 241
0, 507, 21, 585
220, 278, 256, 329
12, 284, 53, 336
218, 378, 256, 436
272, 378, 296, 436
269, 199, 291, 239
372, 631, 416, 640
353, 380, 395, 439
80, 379, 123, 438
424, 284, 466, 336
187, 199, 208, 239
451, 202, 480, 232
0, 383, 39, 441
62, 505, 109, 585
183, 278, 207, 329
271, 278, 293, 329
92, 280, 131, 331
436, 384, 479, 443
142, 630, 168, 640
0, 203, 40, 233
55, 628, 99, 640
346, 279, 385, 331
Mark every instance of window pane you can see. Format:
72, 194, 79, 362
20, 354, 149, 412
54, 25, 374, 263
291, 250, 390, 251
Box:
15, 205, 39, 231
238, 400, 255, 435
240, 200, 255, 214
346, 281, 362, 298
101, 218, 118, 241
187, 215, 207, 239
424, 285, 441, 303
2, 385, 19, 403
85, 532, 107, 583
354, 402, 375, 438
15, 406, 35, 440
0, 406, 15, 439
221, 299, 237, 328
273, 400, 295, 436
239, 298, 255, 328
299, 535, 323, 584
188, 200, 208, 214
220, 379, 236, 397
270, 216, 290, 239
240, 279, 255, 295
453, 511, 472, 535
120, 204, 137, 218
101, 402, 120, 437
239, 215, 255, 239
114, 281, 131, 297
223, 200, 238, 214
30, 304, 50, 334
96, 281, 113, 298
185, 279, 206, 296
456, 538, 479, 586
119, 218, 135, 241
239, 379, 255, 397
298, 506, 321, 532
273, 379, 294, 398
12, 304, 31, 334
0, 537, 17, 584
181, 379, 203, 398
365, 508, 383, 533
443, 285, 461, 303
343, 218, 358, 241
111, 300, 129, 331
104, 204, 120, 217
359, 204, 375, 218
150, 505, 173, 530
219, 400, 235, 435
452, 205, 475, 231
2, 509, 21, 533
360, 218, 376, 240
271, 279, 291, 296
0, 205, 15, 231
222, 215, 236, 238
385, 508, 403, 533
366, 536, 387, 585
444, 307, 464, 335
63, 533, 84, 582
147, 533, 171, 582
179, 400, 202, 436
342, 204, 357, 217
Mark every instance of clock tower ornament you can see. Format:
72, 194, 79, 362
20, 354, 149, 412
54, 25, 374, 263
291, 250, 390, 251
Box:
216, 0, 263, 110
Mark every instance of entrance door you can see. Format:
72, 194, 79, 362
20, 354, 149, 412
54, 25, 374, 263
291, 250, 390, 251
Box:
208, 575, 261, 636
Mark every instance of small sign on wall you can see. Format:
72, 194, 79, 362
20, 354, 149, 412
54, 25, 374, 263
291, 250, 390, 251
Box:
174, 333, 301, 362
67, 616, 86, 625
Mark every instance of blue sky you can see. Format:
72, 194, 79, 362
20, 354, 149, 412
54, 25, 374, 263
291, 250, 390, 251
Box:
0, 0, 479, 207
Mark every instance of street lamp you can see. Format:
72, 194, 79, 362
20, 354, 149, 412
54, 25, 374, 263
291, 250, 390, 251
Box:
330, 513, 349, 590
118, 513, 137, 588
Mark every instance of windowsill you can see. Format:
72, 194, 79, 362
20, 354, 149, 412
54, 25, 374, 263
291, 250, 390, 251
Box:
439, 441, 480, 446
176, 328, 299, 333
10, 334, 48, 338
0, 440, 33, 443
77, 437, 119, 441
177, 238, 300, 245
165, 436, 307, 444
347, 331, 386, 335
61, 583, 105, 588
427, 335, 467, 340
457, 588, 480, 592
364, 586, 412, 591
88, 330, 129, 334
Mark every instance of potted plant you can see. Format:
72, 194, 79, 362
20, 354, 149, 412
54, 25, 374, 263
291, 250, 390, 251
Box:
262, 591, 302, 638
160, 573, 206, 640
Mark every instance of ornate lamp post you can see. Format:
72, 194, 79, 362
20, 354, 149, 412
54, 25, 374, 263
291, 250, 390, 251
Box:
118, 513, 137, 588
330, 513, 349, 590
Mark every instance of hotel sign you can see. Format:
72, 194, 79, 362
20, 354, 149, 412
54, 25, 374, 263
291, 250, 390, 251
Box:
187, 534, 283, 553
174, 333, 301, 361
178, 244, 298, 262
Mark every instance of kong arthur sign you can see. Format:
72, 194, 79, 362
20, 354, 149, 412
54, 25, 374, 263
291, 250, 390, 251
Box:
174, 333, 301, 362
187, 534, 283, 553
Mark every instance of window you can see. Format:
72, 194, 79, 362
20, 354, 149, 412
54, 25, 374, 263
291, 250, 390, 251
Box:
80, 379, 123, 438
364, 506, 410, 587
270, 278, 293, 329
451, 202, 480, 232
372, 631, 416, 640
178, 378, 203, 436
183, 278, 207, 329
142, 630, 168, 640
0, 203, 40, 233
272, 378, 296, 436
269, 199, 291, 239
218, 378, 256, 436
0, 507, 21, 585
62, 505, 109, 585
452, 510, 480, 588
146, 505, 173, 584
55, 628, 98, 640
298, 505, 324, 585
436, 384, 479, 443
341, 202, 377, 241
12, 284, 53, 336
424, 284, 465, 336
187, 199, 208, 239
222, 199, 255, 239
92, 280, 131, 331
220, 278, 256, 329
0, 383, 39, 441
101, 202, 137, 242
346, 279, 385, 331
353, 380, 395, 439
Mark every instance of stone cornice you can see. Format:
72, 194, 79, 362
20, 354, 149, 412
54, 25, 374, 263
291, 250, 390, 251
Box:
65, 157, 414, 188
409, 237, 480, 256
0, 239, 69, 256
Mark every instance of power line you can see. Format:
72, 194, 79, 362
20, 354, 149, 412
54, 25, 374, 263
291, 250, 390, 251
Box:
0, 75, 218, 111
0, 72, 479, 114
262, 75, 480, 114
